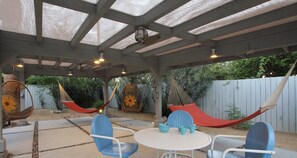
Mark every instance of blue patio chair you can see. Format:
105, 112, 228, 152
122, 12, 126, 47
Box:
207, 122, 275, 158
167, 110, 194, 128
166, 110, 194, 158
90, 114, 138, 158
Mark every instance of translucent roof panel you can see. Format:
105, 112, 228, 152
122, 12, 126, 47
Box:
156, 0, 232, 27
22, 58, 38, 65
110, 30, 158, 50
82, 0, 99, 4
213, 15, 297, 41
0, 0, 36, 35
81, 18, 127, 46
43, 3, 88, 41
156, 43, 201, 56
136, 37, 182, 53
111, 0, 164, 16
189, 0, 297, 35
42, 60, 56, 66
60, 62, 72, 67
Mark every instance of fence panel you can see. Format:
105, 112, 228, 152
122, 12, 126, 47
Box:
26, 85, 56, 109
198, 76, 297, 133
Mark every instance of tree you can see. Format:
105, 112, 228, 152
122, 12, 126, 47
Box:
209, 52, 297, 80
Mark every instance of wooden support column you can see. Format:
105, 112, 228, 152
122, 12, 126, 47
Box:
153, 76, 163, 126
103, 76, 111, 116
0, 66, 9, 158
15, 69, 29, 126
144, 57, 167, 126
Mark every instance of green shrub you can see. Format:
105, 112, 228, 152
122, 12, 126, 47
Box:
93, 100, 104, 109
225, 104, 252, 130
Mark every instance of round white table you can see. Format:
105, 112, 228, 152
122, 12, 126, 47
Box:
134, 128, 211, 157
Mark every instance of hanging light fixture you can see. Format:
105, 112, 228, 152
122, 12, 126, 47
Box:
16, 59, 24, 68
135, 26, 148, 44
68, 70, 73, 76
210, 48, 219, 59
99, 53, 105, 62
94, 58, 100, 64
122, 66, 127, 75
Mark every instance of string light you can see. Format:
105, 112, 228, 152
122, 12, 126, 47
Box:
68, 70, 73, 76
16, 59, 24, 68
210, 48, 219, 59
94, 59, 100, 64
99, 53, 105, 62
122, 67, 127, 75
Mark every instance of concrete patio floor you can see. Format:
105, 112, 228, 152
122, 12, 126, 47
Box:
3, 115, 297, 158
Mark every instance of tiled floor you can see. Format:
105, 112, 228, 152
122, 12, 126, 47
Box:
4, 116, 169, 158
4, 116, 297, 158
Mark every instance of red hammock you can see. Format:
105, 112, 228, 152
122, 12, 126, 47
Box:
169, 61, 297, 128
62, 101, 110, 114
170, 103, 264, 128
59, 82, 118, 114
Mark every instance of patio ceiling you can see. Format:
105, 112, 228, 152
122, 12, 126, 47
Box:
1, 0, 297, 79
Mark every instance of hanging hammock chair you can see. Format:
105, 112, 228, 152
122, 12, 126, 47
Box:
169, 60, 296, 128
2, 80, 34, 125
121, 84, 142, 112
58, 82, 118, 114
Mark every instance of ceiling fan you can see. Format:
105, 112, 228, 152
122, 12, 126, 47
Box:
134, 26, 160, 46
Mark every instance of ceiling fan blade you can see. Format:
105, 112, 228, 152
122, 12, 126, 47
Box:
143, 34, 160, 45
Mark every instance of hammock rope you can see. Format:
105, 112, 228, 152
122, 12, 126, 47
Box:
169, 60, 297, 128
58, 82, 119, 114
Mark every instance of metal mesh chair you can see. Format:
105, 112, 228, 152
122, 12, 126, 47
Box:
207, 122, 275, 158
90, 114, 138, 158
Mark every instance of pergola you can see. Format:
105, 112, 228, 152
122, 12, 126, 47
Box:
1, 0, 297, 156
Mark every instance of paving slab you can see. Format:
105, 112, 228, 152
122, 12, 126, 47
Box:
113, 119, 154, 131
80, 125, 91, 134
110, 117, 134, 122
13, 154, 32, 158
38, 119, 73, 130
39, 126, 92, 151
67, 116, 93, 126
4, 131, 33, 156
3, 122, 34, 134
39, 143, 100, 158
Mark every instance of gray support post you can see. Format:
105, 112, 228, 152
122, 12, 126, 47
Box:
103, 76, 110, 116
17, 69, 25, 110
153, 76, 163, 126
144, 57, 168, 126
16, 69, 29, 126
0, 66, 9, 158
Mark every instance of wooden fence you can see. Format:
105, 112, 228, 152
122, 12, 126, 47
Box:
24, 76, 297, 133
25, 85, 56, 109
198, 76, 297, 133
